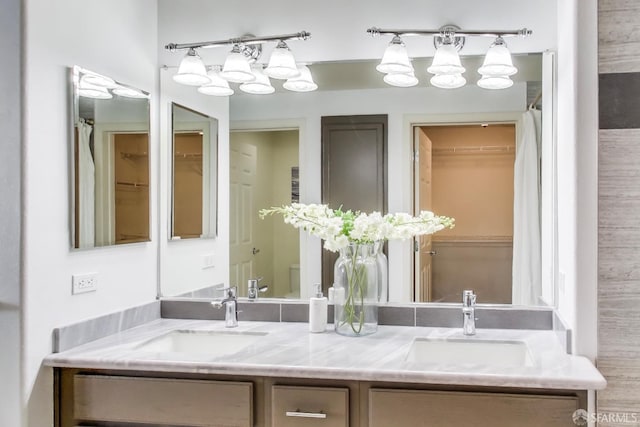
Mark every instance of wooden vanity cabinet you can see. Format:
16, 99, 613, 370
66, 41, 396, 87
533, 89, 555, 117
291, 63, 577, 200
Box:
54, 368, 585, 427
368, 388, 580, 427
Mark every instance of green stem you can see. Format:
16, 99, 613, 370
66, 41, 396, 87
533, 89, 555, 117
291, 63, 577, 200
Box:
340, 244, 367, 334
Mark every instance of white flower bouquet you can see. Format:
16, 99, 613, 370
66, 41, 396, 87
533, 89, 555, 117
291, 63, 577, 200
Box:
260, 203, 454, 335
259, 203, 454, 252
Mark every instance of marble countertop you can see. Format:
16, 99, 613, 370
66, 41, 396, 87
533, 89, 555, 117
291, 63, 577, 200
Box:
44, 319, 606, 390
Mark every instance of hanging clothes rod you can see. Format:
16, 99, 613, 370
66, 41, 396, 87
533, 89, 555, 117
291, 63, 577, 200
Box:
432, 145, 515, 155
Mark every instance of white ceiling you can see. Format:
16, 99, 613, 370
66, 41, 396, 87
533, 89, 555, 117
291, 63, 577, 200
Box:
158, 0, 558, 68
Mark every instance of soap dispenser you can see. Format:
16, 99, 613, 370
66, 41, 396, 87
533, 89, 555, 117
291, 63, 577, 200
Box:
309, 283, 328, 333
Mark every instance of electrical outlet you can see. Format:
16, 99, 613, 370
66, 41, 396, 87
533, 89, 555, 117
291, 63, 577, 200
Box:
202, 254, 215, 269
72, 273, 98, 294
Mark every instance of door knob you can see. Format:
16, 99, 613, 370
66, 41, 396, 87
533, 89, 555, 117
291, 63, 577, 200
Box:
252, 247, 260, 255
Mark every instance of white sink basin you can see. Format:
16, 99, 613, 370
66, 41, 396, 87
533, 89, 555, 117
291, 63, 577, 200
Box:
406, 338, 534, 367
135, 330, 268, 357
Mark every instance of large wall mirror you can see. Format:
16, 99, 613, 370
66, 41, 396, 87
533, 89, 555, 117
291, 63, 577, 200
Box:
170, 103, 218, 240
157, 0, 557, 306
71, 66, 151, 249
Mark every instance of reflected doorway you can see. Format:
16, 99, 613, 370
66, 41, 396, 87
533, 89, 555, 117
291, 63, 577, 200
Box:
414, 123, 516, 303
229, 129, 300, 298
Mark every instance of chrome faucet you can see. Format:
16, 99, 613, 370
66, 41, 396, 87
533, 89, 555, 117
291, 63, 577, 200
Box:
247, 277, 268, 300
462, 290, 477, 336
212, 286, 238, 327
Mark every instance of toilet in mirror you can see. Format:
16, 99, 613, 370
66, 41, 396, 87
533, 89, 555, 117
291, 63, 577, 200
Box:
158, 22, 556, 307
70, 66, 151, 249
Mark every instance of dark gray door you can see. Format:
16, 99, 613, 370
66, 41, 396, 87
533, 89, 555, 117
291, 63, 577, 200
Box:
321, 115, 388, 290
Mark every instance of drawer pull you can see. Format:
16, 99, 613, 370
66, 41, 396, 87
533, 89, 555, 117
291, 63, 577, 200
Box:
285, 410, 327, 419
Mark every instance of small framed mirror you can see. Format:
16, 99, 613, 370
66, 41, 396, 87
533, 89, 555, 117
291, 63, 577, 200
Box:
170, 103, 218, 240
71, 66, 151, 249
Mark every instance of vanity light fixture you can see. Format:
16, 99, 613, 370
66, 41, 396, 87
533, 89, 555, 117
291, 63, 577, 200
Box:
81, 71, 118, 89
76, 67, 150, 100
376, 36, 413, 74
165, 31, 314, 96
478, 37, 518, 77
198, 66, 234, 96
383, 70, 419, 87
173, 48, 210, 86
367, 25, 531, 89
78, 79, 113, 99
430, 73, 466, 89
264, 41, 301, 79
111, 86, 149, 99
239, 65, 276, 95
220, 45, 256, 83
477, 75, 514, 90
283, 65, 318, 92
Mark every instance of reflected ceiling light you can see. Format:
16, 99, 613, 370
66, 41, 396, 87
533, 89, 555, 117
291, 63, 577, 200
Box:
383, 70, 419, 87
477, 75, 514, 90
239, 65, 275, 94
430, 73, 466, 89
376, 36, 413, 74
283, 65, 318, 92
198, 66, 234, 96
427, 44, 465, 76
264, 41, 300, 79
82, 71, 118, 88
78, 79, 113, 99
219, 45, 256, 83
478, 37, 517, 77
173, 48, 210, 86
112, 86, 149, 98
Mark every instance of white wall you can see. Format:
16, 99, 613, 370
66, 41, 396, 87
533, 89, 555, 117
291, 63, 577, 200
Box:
159, 71, 230, 296
158, 0, 556, 66
554, 0, 599, 360
23, 1, 158, 425
231, 85, 526, 301
0, 0, 23, 425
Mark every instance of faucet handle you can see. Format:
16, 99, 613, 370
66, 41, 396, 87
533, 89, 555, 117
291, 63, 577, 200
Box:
462, 290, 476, 307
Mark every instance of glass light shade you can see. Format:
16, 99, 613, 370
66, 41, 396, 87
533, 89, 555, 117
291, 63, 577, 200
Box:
173, 48, 210, 86
112, 86, 148, 98
264, 41, 300, 79
427, 44, 465, 75
383, 71, 419, 87
198, 68, 234, 96
81, 72, 117, 88
376, 37, 413, 74
478, 39, 517, 77
283, 65, 318, 92
239, 66, 275, 94
78, 79, 113, 99
430, 73, 466, 89
220, 47, 256, 83
477, 75, 514, 89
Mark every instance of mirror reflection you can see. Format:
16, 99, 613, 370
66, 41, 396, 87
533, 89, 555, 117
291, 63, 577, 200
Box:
71, 66, 150, 249
170, 103, 218, 240
229, 129, 300, 298
227, 55, 547, 305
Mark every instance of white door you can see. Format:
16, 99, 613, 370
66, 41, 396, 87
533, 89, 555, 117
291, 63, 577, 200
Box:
414, 127, 434, 302
229, 140, 257, 296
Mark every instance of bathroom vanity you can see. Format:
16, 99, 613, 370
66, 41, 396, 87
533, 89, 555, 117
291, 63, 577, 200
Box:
47, 319, 605, 427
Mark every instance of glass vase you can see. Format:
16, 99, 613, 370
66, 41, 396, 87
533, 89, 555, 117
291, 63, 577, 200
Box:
333, 243, 379, 336
373, 241, 388, 303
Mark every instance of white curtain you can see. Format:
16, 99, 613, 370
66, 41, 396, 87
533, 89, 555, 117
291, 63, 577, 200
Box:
512, 109, 542, 305
77, 120, 95, 248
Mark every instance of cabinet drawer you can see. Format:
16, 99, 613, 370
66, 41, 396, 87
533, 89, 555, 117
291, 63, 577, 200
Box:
272, 385, 349, 427
369, 388, 579, 427
74, 374, 253, 426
